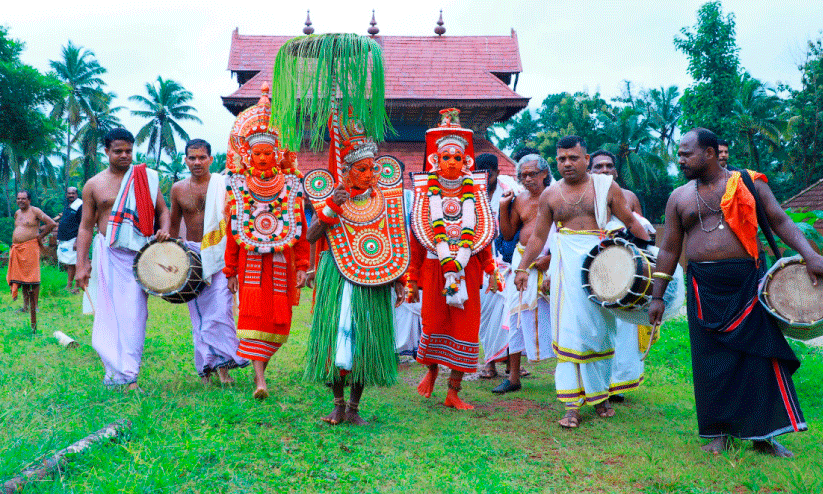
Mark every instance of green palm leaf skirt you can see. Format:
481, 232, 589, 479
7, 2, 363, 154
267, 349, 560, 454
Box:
304, 253, 398, 387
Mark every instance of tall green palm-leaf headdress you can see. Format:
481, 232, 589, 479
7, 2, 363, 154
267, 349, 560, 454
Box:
270, 33, 390, 182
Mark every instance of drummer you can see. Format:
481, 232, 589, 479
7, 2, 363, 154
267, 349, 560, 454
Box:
75, 128, 171, 391
170, 139, 249, 385
589, 150, 656, 403
649, 128, 823, 458
513, 136, 650, 428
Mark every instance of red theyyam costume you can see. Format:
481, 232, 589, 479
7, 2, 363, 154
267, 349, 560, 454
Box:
408, 109, 499, 400
222, 85, 310, 362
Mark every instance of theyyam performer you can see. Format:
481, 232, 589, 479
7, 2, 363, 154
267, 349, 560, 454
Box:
222, 84, 310, 400
269, 33, 401, 423
408, 108, 502, 410
170, 138, 249, 384
303, 114, 409, 425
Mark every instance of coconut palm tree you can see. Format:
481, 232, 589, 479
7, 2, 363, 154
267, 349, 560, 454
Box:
129, 77, 202, 167
731, 74, 785, 171
641, 86, 681, 156
49, 41, 108, 192
73, 93, 123, 183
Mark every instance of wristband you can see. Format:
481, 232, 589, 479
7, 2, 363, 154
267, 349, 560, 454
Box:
514, 268, 530, 274
652, 272, 674, 281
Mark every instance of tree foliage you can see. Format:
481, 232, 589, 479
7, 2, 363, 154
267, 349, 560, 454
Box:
674, 1, 740, 139
130, 76, 201, 167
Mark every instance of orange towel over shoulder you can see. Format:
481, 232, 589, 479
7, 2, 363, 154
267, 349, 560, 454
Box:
720, 169, 768, 259
7, 238, 41, 288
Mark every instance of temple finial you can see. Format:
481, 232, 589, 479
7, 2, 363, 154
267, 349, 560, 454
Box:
303, 10, 315, 35
368, 10, 379, 37
434, 10, 446, 36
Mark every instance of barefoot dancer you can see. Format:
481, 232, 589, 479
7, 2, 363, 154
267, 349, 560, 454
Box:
513, 136, 650, 428
407, 109, 502, 410
75, 128, 171, 391
170, 139, 249, 385
303, 114, 408, 425
494, 154, 555, 395
222, 85, 309, 400
8, 190, 57, 332
649, 128, 822, 458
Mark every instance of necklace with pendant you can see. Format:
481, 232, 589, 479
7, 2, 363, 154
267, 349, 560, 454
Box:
695, 169, 729, 232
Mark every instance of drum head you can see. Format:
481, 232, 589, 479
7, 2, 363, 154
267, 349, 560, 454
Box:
135, 241, 191, 294
766, 262, 823, 323
588, 245, 635, 303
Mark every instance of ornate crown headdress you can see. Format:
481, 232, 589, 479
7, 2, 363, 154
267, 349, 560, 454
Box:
227, 83, 289, 175
425, 108, 475, 173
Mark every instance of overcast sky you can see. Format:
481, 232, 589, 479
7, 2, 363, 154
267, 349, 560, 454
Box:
6, 0, 823, 156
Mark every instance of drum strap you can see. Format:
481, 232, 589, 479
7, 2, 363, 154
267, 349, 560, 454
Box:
734, 167, 782, 260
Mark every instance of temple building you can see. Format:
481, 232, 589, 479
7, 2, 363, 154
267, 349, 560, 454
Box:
222, 13, 529, 181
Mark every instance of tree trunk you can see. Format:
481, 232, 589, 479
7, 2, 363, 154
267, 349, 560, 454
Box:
65, 123, 71, 194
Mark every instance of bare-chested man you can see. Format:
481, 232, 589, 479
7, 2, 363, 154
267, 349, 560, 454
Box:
7, 191, 57, 331
589, 151, 642, 214
513, 136, 650, 428
75, 128, 170, 390
649, 128, 823, 458
492, 154, 554, 394
170, 139, 248, 385
589, 149, 657, 403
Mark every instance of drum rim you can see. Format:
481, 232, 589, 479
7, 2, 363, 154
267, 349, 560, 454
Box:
133, 238, 205, 299
758, 254, 823, 329
582, 237, 653, 309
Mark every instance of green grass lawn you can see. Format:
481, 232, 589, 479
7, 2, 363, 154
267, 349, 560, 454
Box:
1, 264, 821, 493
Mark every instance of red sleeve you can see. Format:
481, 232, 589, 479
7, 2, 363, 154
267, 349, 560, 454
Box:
407, 233, 427, 283
476, 243, 496, 274
294, 214, 311, 271
222, 220, 239, 278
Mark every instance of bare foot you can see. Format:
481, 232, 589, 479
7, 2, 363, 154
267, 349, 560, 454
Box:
594, 400, 616, 418
417, 366, 439, 398
253, 387, 269, 400
701, 436, 731, 454
444, 388, 474, 410
753, 440, 794, 458
345, 409, 368, 426
200, 375, 212, 385
321, 403, 346, 425
559, 409, 581, 428
125, 382, 142, 393
217, 367, 235, 384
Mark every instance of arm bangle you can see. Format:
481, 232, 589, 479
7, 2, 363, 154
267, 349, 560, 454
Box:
652, 272, 674, 281
514, 268, 530, 274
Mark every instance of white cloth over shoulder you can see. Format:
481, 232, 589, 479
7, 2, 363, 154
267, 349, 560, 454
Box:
107, 167, 159, 252
591, 174, 613, 230
201, 173, 228, 280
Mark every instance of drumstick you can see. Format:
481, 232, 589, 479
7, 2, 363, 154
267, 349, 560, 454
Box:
641, 323, 659, 361
82, 288, 95, 314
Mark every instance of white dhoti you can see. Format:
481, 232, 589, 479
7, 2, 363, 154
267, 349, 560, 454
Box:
88, 234, 148, 386
507, 245, 553, 361
57, 237, 77, 265
551, 230, 617, 408
393, 290, 422, 356
478, 273, 509, 363
185, 241, 248, 377
610, 320, 644, 394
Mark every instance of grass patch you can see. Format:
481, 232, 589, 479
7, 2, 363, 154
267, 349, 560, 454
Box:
0, 273, 821, 493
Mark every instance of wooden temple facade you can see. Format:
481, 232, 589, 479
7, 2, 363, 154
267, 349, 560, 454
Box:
222, 19, 529, 182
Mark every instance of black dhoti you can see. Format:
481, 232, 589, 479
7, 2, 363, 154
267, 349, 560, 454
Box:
686, 257, 807, 440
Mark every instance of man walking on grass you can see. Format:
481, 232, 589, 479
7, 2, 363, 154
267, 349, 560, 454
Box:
8, 191, 57, 332
649, 128, 823, 458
